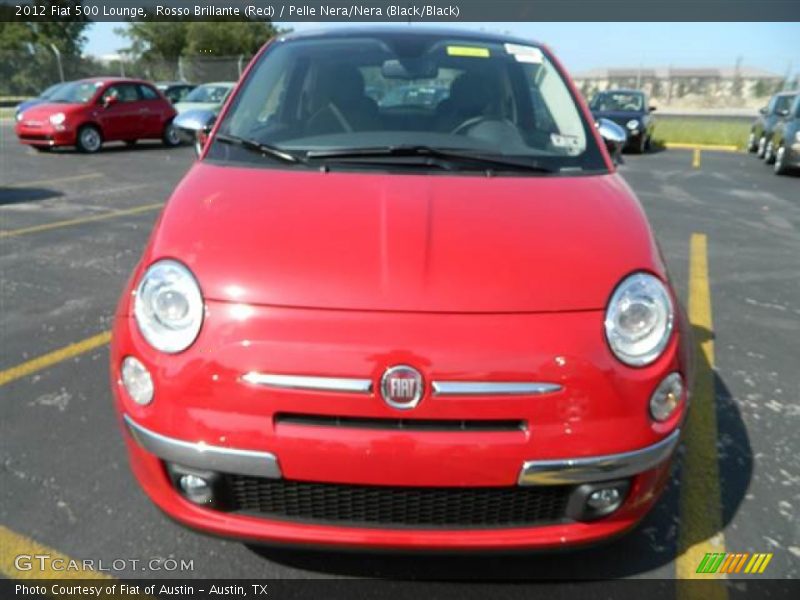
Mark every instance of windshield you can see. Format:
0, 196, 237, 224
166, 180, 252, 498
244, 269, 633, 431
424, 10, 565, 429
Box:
591, 92, 644, 112
185, 84, 232, 103
40, 83, 64, 99
210, 33, 606, 173
773, 94, 796, 114
48, 81, 101, 104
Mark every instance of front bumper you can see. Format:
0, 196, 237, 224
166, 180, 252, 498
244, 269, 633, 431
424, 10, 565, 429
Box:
15, 121, 76, 146
112, 301, 691, 549
125, 414, 680, 487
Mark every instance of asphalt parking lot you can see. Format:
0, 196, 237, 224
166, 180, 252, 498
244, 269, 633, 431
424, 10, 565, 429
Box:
1, 123, 798, 583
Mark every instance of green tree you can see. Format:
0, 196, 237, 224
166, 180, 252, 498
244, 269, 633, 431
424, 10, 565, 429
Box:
118, 23, 190, 61
184, 22, 279, 57
0, 6, 89, 95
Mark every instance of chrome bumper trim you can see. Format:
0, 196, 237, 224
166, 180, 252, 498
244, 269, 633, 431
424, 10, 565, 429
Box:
124, 415, 281, 479
518, 429, 681, 486
241, 372, 373, 394
432, 381, 562, 396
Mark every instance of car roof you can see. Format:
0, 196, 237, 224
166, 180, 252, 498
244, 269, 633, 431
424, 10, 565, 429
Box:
278, 25, 543, 49
75, 77, 152, 86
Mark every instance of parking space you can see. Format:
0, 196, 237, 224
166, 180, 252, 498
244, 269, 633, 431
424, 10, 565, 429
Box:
1, 121, 798, 582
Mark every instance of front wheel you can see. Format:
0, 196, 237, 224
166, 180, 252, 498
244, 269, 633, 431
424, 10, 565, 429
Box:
746, 131, 757, 153
764, 140, 776, 164
756, 135, 767, 159
76, 125, 102, 153
773, 144, 789, 175
162, 122, 181, 147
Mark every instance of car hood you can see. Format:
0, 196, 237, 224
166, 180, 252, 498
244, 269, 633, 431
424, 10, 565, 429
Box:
174, 101, 220, 114
17, 102, 85, 119
146, 164, 664, 313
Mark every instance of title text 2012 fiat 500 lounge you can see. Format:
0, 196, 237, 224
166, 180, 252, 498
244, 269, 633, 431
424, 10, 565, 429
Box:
111, 28, 692, 550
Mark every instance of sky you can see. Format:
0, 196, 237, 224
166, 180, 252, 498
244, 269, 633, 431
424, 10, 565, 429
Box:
85, 21, 799, 76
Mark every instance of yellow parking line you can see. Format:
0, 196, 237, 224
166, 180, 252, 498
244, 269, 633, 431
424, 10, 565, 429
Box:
0, 331, 111, 387
676, 233, 727, 599
692, 148, 701, 169
0, 203, 163, 238
4, 172, 103, 189
0, 524, 111, 580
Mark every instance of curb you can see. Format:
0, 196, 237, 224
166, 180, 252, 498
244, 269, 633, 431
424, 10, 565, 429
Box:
664, 142, 740, 153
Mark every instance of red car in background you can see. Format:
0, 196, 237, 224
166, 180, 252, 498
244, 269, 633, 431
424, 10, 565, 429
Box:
15, 77, 179, 153
111, 28, 692, 551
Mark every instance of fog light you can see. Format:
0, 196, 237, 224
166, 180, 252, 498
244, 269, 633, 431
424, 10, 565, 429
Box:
588, 488, 622, 511
120, 356, 154, 405
179, 474, 213, 504
650, 372, 683, 422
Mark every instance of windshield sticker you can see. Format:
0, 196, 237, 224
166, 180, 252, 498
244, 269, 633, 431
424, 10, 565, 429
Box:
504, 44, 544, 64
551, 133, 582, 155
446, 46, 490, 58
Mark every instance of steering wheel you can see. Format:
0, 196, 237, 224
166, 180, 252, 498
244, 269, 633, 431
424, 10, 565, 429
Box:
450, 115, 491, 135
307, 102, 354, 133
451, 116, 519, 136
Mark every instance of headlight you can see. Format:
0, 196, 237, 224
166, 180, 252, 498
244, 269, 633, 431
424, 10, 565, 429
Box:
16, 111, 24, 122
626, 119, 639, 130
794, 132, 800, 143
49, 112, 66, 125
604, 272, 674, 366
134, 259, 204, 353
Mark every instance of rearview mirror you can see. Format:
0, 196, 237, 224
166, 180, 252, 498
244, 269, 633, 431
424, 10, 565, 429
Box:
173, 109, 217, 156
597, 118, 627, 164
759, 106, 767, 115
381, 58, 438, 80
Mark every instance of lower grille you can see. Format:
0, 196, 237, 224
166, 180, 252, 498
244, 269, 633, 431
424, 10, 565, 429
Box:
225, 475, 571, 528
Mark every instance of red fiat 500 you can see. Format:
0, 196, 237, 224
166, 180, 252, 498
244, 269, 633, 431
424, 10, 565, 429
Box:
15, 77, 179, 153
111, 28, 692, 550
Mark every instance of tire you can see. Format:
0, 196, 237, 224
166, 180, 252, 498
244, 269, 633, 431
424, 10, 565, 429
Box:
746, 131, 757, 153
756, 135, 767, 159
76, 125, 102, 153
162, 122, 181, 147
764, 140, 776, 165
644, 135, 652, 152
773, 144, 789, 175
125, 140, 137, 147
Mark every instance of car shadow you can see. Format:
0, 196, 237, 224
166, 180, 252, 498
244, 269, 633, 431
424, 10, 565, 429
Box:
245, 325, 752, 580
49, 142, 187, 155
0, 187, 63, 205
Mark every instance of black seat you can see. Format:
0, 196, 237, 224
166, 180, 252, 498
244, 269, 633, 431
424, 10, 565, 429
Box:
435, 70, 501, 132
305, 65, 381, 135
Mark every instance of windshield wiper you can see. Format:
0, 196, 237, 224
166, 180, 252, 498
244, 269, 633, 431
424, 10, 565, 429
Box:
305, 145, 557, 173
215, 133, 305, 164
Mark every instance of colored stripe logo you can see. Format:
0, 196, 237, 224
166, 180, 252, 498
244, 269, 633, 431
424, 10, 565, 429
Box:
696, 552, 773, 574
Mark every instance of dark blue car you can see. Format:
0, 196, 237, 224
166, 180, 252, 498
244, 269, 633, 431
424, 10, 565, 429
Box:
14, 82, 68, 120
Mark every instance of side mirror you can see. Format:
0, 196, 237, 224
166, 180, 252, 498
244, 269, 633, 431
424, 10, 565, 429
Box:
597, 118, 627, 164
173, 109, 217, 156
759, 107, 767, 115
103, 95, 118, 108
649, 105, 657, 112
